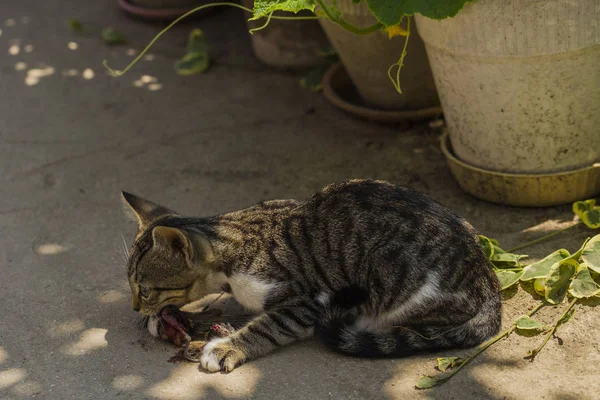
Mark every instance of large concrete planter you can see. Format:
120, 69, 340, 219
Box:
415, 0, 600, 176
243, 0, 329, 69
318, 0, 439, 110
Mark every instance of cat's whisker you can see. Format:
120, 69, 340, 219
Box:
120, 233, 130, 263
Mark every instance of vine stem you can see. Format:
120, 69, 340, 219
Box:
507, 222, 582, 253
103, 2, 319, 76
525, 297, 577, 361
421, 301, 546, 388
314, 0, 382, 35
387, 16, 410, 94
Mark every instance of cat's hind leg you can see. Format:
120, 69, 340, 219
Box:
316, 298, 501, 358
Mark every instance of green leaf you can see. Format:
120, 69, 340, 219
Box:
582, 209, 600, 229
572, 200, 600, 229
415, 373, 450, 389
299, 49, 338, 92
365, 0, 475, 27
102, 27, 126, 45
520, 249, 571, 281
69, 19, 84, 33
514, 315, 545, 331
582, 234, 600, 274
569, 264, 600, 298
175, 29, 209, 76
572, 199, 596, 219
251, 0, 315, 20
545, 259, 578, 304
568, 237, 591, 262
185, 28, 208, 54
175, 53, 209, 76
478, 235, 496, 259
491, 252, 527, 268
436, 357, 463, 372
496, 270, 523, 290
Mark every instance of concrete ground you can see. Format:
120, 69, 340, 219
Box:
1, 1, 598, 399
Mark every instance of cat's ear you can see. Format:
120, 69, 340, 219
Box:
152, 226, 215, 268
152, 226, 194, 265
121, 191, 176, 231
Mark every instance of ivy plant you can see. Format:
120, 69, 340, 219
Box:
416, 198, 600, 389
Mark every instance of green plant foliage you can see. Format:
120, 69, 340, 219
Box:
299, 49, 339, 92
514, 315, 545, 331
436, 357, 463, 372
582, 234, 600, 273
102, 27, 126, 45
416, 373, 450, 389
496, 270, 523, 290
252, 0, 315, 19
175, 29, 210, 76
520, 249, 570, 281
69, 19, 84, 33
569, 264, 600, 298
365, 0, 475, 26
479, 235, 527, 269
544, 259, 578, 304
252, 0, 474, 25
572, 199, 600, 229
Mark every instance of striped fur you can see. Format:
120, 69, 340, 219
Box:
123, 179, 501, 372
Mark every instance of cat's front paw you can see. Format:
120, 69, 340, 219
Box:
199, 337, 246, 372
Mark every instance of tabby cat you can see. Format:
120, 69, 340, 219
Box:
123, 179, 501, 372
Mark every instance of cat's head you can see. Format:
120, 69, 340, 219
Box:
121, 192, 222, 316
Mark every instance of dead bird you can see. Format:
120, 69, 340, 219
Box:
156, 293, 255, 362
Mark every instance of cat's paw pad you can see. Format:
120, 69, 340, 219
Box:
199, 337, 246, 373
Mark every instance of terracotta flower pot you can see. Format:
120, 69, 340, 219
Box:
318, 0, 439, 110
118, 0, 217, 21
415, 0, 600, 175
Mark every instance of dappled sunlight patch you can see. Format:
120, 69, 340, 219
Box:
68, 41, 79, 50
82, 68, 95, 80
63, 328, 107, 356
11, 380, 42, 397
15, 62, 27, 71
8, 44, 20, 55
0, 368, 27, 390
148, 364, 261, 399
112, 374, 144, 391
24, 44, 33, 53
522, 219, 576, 234
62, 68, 79, 77
133, 75, 162, 91
5, 19, 16, 27
126, 48, 137, 56
25, 66, 55, 87
35, 242, 67, 255
143, 54, 156, 61
99, 290, 125, 303
0, 347, 7, 364
48, 319, 85, 338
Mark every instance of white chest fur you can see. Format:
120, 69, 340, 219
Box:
227, 274, 277, 312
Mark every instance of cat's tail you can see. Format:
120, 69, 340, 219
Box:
315, 288, 501, 358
